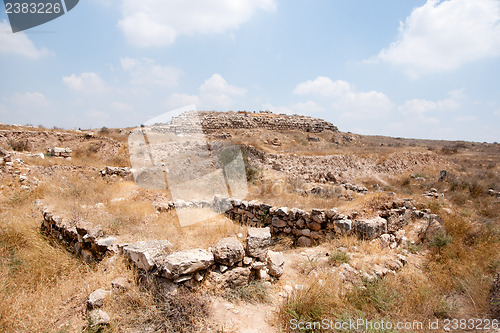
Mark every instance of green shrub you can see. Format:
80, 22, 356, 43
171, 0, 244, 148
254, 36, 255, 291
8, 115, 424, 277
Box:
432, 232, 452, 250
328, 250, 350, 266
222, 281, 271, 304
349, 279, 398, 314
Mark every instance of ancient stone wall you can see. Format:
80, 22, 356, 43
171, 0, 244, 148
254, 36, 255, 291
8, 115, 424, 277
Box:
41, 207, 116, 263
155, 196, 433, 248
149, 111, 338, 134
40, 206, 285, 289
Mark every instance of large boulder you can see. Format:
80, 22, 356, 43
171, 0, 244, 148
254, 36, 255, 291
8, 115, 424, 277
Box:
160, 249, 214, 278
266, 250, 285, 277
122, 240, 172, 271
247, 227, 271, 260
334, 219, 353, 235
355, 217, 387, 240
212, 237, 245, 266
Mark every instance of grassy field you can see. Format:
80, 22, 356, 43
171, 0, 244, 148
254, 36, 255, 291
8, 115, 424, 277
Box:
0, 124, 498, 332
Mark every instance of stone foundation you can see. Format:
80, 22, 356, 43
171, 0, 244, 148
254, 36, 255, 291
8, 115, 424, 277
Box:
148, 111, 338, 134
41, 207, 115, 263
154, 196, 427, 246
40, 206, 284, 289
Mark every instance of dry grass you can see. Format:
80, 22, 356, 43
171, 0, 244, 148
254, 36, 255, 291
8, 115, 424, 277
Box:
0, 174, 214, 332
0, 183, 133, 332
103, 279, 212, 333
2, 123, 498, 332
108, 205, 247, 251
276, 273, 344, 332
41, 174, 247, 250
273, 154, 499, 330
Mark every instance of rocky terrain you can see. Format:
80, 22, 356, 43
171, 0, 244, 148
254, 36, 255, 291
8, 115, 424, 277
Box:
0, 112, 498, 332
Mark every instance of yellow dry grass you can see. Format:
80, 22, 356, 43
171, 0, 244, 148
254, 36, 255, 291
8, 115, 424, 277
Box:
0, 182, 135, 332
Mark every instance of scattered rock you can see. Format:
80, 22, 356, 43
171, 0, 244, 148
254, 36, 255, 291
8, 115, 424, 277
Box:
246, 227, 271, 260
160, 249, 214, 278
419, 217, 445, 243
297, 236, 313, 247
355, 217, 387, 240
438, 170, 447, 182
212, 267, 252, 288
334, 219, 353, 235
111, 277, 129, 291
379, 234, 391, 248
212, 237, 245, 267
122, 240, 172, 271
87, 289, 110, 309
267, 250, 285, 277
88, 309, 110, 327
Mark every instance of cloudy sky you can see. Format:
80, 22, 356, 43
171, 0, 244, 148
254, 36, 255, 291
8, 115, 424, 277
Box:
1, 0, 499, 141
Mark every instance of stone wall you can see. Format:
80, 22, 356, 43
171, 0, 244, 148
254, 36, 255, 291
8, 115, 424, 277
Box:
121, 228, 284, 290
46, 147, 72, 158
41, 207, 116, 263
155, 196, 430, 247
40, 206, 284, 289
148, 111, 338, 134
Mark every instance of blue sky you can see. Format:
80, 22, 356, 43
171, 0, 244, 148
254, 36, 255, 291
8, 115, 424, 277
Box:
0, 0, 499, 142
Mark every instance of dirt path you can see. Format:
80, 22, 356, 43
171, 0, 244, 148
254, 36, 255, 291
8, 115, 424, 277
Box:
209, 297, 277, 332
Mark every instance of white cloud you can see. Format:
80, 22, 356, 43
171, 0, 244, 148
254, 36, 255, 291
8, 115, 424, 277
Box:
290, 101, 325, 114
0, 20, 51, 58
85, 109, 110, 119
164, 93, 200, 110
399, 98, 460, 115
62, 73, 108, 94
121, 57, 181, 87
118, 0, 277, 47
337, 90, 394, 119
199, 74, 246, 109
294, 76, 394, 119
109, 101, 133, 112
10, 92, 50, 108
84, 109, 111, 127
376, 0, 500, 77
294, 77, 351, 97
261, 103, 293, 115
397, 90, 464, 125
454, 115, 477, 122
161, 74, 246, 110
261, 101, 324, 116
